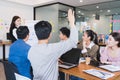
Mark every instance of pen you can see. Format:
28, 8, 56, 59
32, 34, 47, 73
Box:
96, 70, 111, 78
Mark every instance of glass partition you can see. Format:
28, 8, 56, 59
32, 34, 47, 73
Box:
34, 1, 120, 42
75, 0, 120, 39
35, 4, 59, 43
34, 3, 74, 43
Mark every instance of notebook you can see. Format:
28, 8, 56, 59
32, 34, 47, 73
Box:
99, 65, 120, 72
59, 48, 81, 69
83, 69, 114, 79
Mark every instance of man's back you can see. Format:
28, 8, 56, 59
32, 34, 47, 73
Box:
28, 27, 78, 80
9, 39, 31, 78
28, 43, 59, 80
28, 9, 78, 80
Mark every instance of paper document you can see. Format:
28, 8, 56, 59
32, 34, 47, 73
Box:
83, 69, 114, 79
99, 65, 120, 72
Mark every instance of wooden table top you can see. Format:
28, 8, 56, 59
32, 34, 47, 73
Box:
98, 43, 106, 46
0, 41, 11, 45
59, 63, 120, 80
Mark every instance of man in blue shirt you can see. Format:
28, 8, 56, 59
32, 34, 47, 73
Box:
8, 26, 31, 79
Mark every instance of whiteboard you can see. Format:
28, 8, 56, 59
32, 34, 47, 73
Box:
25, 20, 39, 46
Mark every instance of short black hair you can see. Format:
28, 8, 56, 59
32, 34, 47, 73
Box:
60, 27, 70, 38
16, 26, 29, 39
110, 32, 120, 47
34, 21, 52, 40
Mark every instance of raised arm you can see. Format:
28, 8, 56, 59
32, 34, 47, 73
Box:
67, 9, 78, 44
50, 9, 78, 58
68, 9, 75, 28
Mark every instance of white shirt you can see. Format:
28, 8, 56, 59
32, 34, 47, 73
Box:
81, 41, 95, 53
13, 28, 17, 39
28, 27, 78, 80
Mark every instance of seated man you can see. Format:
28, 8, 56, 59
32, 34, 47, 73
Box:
59, 27, 70, 80
59, 27, 83, 80
8, 26, 32, 79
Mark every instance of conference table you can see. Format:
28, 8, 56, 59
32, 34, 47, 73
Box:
59, 62, 120, 80
0, 41, 11, 61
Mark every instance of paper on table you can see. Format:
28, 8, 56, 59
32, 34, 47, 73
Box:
83, 69, 114, 79
99, 65, 120, 72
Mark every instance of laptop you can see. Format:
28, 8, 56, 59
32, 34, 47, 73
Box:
59, 48, 81, 69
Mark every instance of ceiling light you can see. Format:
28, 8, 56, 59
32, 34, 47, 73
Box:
107, 10, 111, 12
96, 6, 99, 9
79, 0, 83, 2
81, 13, 84, 15
92, 14, 95, 17
78, 11, 81, 13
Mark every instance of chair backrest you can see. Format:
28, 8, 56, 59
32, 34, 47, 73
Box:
6, 33, 11, 40
2, 61, 19, 80
96, 47, 100, 62
60, 48, 82, 64
0, 62, 6, 80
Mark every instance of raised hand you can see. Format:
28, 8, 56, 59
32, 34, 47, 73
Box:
68, 9, 75, 27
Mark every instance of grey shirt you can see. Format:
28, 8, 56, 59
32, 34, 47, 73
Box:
28, 27, 78, 80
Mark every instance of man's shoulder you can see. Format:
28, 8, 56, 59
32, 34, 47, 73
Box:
29, 45, 39, 51
11, 40, 30, 48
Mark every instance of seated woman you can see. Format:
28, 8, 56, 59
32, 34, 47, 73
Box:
78, 30, 99, 61
100, 32, 120, 66
71, 30, 99, 80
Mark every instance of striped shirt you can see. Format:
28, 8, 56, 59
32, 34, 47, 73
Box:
28, 27, 78, 80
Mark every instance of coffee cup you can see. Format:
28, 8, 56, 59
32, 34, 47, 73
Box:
85, 57, 91, 65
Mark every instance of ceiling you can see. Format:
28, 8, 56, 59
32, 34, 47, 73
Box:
4, 0, 120, 17
5, 0, 114, 7
75, 0, 120, 17
78, 0, 120, 11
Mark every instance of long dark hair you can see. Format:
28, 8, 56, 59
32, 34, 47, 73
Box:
10, 16, 20, 32
85, 30, 98, 45
9, 16, 20, 43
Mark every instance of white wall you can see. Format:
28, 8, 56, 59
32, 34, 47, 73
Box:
0, 0, 33, 40
0, 0, 33, 59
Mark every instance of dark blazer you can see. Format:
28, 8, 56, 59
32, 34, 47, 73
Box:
9, 27, 17, 43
